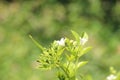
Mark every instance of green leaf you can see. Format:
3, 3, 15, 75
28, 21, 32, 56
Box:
58, 48, 65, 56
81, 32, 88, 40
66, 54, 75, 61
78, 47, 92, 57
29, 35, 44, 51
82, 47, 92, 54
71, 30, 80, 41
76, 61, 88, 69
57, 72, 66, 80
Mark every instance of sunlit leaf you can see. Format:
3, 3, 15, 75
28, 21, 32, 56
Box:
71, 30, 80, 41
78, 47, 92, 57
76, 61, 88, 69
82, 47, 92, 54
81, 32, 88, 40
66, 54, 75, 61
57, 48, 65, 56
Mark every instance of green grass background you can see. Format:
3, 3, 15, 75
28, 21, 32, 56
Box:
0, 0, 120, 80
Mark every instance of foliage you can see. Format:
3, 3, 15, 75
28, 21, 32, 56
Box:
0, 0, 120, 80
30, 31, 91, 80
106, 67, 120, 80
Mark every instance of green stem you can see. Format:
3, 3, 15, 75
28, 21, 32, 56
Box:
59, 65, 70, 79
74, 55, 79, 73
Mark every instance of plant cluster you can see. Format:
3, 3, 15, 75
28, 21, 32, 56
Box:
106, 67, 120, 80
30, 31, 91, 80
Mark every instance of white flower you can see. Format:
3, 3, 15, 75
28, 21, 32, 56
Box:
80, 37, 88, 45
106, 74, 117, 80
56, 38, 65, 46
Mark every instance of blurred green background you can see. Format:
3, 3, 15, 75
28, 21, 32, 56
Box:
0, 0, 120, 80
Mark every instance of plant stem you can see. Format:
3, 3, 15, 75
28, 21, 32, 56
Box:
59, 65, 70, 79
